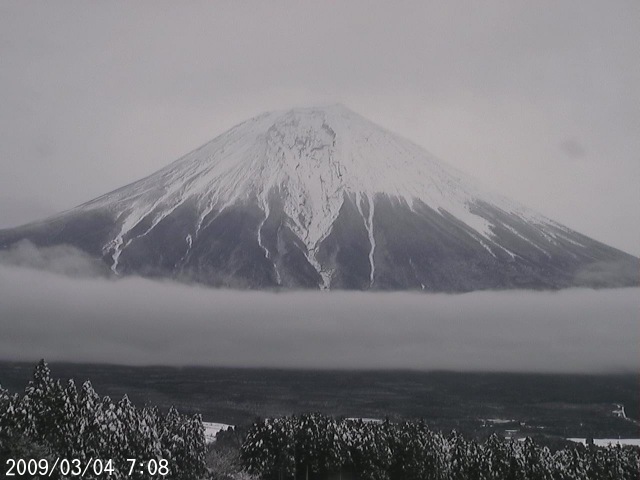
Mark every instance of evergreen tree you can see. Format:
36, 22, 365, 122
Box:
321, 416, 348, 478
0, 361, 208, 479
0, 387, 26, 456
348, 421, 392, 480
447, 429, 470, 480
160, 406, 207, 480
116, 395, 139, 458
520, 436, 553, 480
76, 380, 101, 459
238, 414, 640, 480
56, 379, 83, 458
295, 413, 324, 479
24, 359, 68, 449
483, 433, 511, 480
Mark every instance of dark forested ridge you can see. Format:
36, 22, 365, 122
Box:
1, 362, 637, 440
1, 362, 638, 479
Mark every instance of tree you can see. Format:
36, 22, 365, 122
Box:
160, 406, 207, 480
0, 361, 208, 480
239, 414, 640, 480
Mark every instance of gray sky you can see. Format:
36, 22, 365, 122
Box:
0, 1, 638, 255
0, 245, 637, 372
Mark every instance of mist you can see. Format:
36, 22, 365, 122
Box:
0, 240, 109, 278
0, 244, 637, 373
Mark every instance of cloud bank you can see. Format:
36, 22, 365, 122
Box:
0, 244, 637, 372
0, 240, 109, 278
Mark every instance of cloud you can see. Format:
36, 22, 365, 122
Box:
0, 240, 109, 278
574, 260, 639, 288
0, 245, 637, 373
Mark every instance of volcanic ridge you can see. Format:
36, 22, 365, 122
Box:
1, 105, 637, 291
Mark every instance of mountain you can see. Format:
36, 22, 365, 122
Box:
0, 104, 637, 291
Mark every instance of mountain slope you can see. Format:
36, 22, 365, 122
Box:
0, 105, 637, 290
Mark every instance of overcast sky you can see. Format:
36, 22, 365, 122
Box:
0, 1, 638, 255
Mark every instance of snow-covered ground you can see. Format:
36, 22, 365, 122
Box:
345, 417, 383, 424
483, 418, 515, 424
567, 438, 640, 447
202, 421, 233, 443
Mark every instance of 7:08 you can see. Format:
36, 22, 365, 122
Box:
127, 458, 170, 476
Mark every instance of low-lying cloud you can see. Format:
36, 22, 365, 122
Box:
0, 244, 637, 373
0, 240, 109, 278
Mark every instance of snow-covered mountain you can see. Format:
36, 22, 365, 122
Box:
1, 104, 637, 290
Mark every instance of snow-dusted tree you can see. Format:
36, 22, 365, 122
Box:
159, 406, 206, 480
242, 417, 296, 479
295, 413, 326, 479
480, 433, 506, 480
54, 379, 84, 458
618, 446, 640, 480
1, 362, 207, 480
239, 414, 640, 480
275, 417, 297, 479
116, 395, 139, 457
241, 419, 274, 477
347, 420, 392, 480
0, 385, 15, 442
76, 380, 101, 459
390, 420, 448, 480
0, 386, 24, 452
321, 416, 349, 478
519, 436, 553, 480
137, 404, 163, 461
446, 429, 471, 480
557, 446, 590, 480
0, 385, 49, 464
160, 405, 183, 464
23, 360, 68, 450
464, 437, 486, 480
181, 413, 207, 478
141, 404, 164, 457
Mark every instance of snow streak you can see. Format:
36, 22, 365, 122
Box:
257, 196, 281, 285
356, 193, 376, 287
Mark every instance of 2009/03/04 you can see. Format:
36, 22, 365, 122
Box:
4, 457, 171, 477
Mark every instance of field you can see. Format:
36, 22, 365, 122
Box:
1, 362, 638, 443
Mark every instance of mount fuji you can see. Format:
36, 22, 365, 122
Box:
1, 105, 637, 291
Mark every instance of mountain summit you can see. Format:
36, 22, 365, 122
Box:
1, 105, 637, 290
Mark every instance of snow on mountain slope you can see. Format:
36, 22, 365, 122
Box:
1, 104, 637, 291
84, 106, 548, 280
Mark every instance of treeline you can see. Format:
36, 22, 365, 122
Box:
0, 360, 206, 479
3, 363, 639, 480
240, 414, 640, 480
